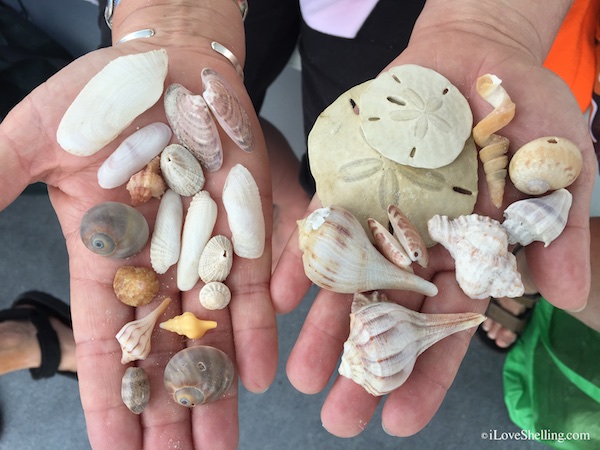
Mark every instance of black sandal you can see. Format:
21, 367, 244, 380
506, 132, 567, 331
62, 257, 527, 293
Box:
0, 291, 76, 379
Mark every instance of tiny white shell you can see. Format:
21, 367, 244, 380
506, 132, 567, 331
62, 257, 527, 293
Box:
150, 189, 183, 274
160, 144, 206, 197
199, 281, 232, 310
198, 235, 233, 283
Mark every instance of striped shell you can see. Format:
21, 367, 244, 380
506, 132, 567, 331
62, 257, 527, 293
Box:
160, 144, 205, 197
198, 235, 233, 283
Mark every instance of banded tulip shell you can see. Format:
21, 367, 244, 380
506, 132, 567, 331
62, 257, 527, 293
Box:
121, 367, 150, 414
509, 137, 582, 195
387, 204, 428, 268
150, 189, 183, 274
57, 49, 168, 156
80, 202, 149, 259
339, 292, 485, 396
159, 311, 217, 340
222, 164, 265, 259
368, 218, 413, 271
198, 235, 233, 283
427, 214, 524, 299
160, 144, 205, 197
298, 206, 438, 297
502, 188, 572, 247
116, 297, 172, 364
126, 157, 167, 206
199, 281, 232, 310
164, 346, 235, 407
164, 83, 223, 172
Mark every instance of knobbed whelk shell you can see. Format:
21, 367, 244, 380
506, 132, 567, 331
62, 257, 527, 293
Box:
298, 206, 438, 297
509, 136, 582, 195
159, 311, 217, 340
57, 49, 168, 156
502, 188, 573, 247
198, 235, 233, 283
164, 346, 235, 407
427, 214, 524, 299
199, 281, 232, 310
80, 202, 149, 258
126, 157, 167, 206
339, 292, 485, 396
160, 144, 205, 197
150, 189, 183, 274
121, 367, 150, 414
116, 297, 172, 364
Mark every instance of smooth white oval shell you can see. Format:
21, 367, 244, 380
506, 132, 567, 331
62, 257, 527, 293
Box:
199, 281, 232, 310
150, 189, 183, 274
160, 144, 206, 197
57, 49, 168, 156
198, 235, 233, 283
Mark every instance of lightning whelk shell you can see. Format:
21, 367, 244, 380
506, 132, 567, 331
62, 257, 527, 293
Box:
199, 281, 232, 310
57, 49, 168, 156
160, 144, 205, 197
222, 164, 265, 259
339, 292, 485, 396
427, 214, 524, 299
502, 188, 572, 247
126, 157, 167, 206
150, 189, 183, 274
198, 235, 233, 283
298, 206, 438, 297
121, 367, 150, 414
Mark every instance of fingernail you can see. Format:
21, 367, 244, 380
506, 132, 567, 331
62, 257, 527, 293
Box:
566, 301, 588, 313
382, 422, 397, 437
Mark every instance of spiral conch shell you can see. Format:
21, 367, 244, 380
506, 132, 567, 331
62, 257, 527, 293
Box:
472, 74, 516, 208
159, 311, 217, 340
126, 157, 167, 206
339, 292, 485, 396
428, 214, 524, 299
502, 188, 572, 247
298, 206, 438, 297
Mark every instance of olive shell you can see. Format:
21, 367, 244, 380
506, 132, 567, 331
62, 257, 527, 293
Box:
121, 367, 150, 414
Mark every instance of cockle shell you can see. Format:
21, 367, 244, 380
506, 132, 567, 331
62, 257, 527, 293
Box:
116, 297, 172, 364
509, 136, 583, 195
57, 49, 168, 156
368, 218, 413, 271
164, 346, 235, 407
502, 188, 573, 247
150, 189, 183, 274
159, 311, 217, 340
80, 202, 149, 258
201, 68, 254, 152
126, 157, 167, 206
298, 206, 438, 297
387, 204, 428, 268
177, 191, 217, 291
160, 144, 205, 197
164, 83, 223, 172
113, 265, 160, 307
121, 367, 150, 414
339, 292, 485, 396
97, 122, 172, 189
427, 214, 524, 299
222, 164, 265, 259
199, 281, 232, 310
198, 235, 233, 283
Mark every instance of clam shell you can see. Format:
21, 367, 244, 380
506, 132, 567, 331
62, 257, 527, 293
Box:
164, 83, 223, 172
57, 49, 168, 156
98, 122, 172, 189
199, 281, 232, 310
121, 367, 150, 414
509, 136, 583, 195
150, 189, 183, 274
502, 188, 572, 247
427, 214, 524, 299
198, 235, 233, 283
126, 157, 167, 206
160, 144, 205, 197
222, 164, 265, 259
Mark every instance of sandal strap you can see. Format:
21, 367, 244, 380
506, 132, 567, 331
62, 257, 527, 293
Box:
27, 309, 61, 379
485, 301, 528, 334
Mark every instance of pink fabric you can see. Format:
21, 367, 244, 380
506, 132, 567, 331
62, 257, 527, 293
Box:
300, 0, 379, 39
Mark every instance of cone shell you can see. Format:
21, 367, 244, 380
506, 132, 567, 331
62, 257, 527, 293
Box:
198, 235, 233, 283
113, 265, 160, 307
159, 311, 217, 340
57, 49, 168, 156
199, 281, 232, 310
126, 157, 167, 206
160, 144, 205, 197
121, 367, 150, 414
150, 189, 183, 274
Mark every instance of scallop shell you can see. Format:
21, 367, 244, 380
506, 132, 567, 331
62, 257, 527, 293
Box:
201, 68, 254, 152
57, 49, 168, 156
298, 206, 438, 297
113, 265, 160, 307
502, 188, 572, 247
164, 83, 223, 172
368, 218, 413, 271
97, 122, 172, 189
387, 204, 428, 268
150, 189, 183, 274
177, 191, 218, 291
160, 144, 206, 197
198, 235, 233, 283
339, 292, 485, 396
159, 311, 217, 340
222, 164, 265, 259
199, 281, 232, 310
116, 297, 171, 364
427, 214, 524, 299
509, 136, 583, 195
126, 157, 167, 206
80, 202, 149, 258
164, 346, 235, 407
121, 367, 150, 414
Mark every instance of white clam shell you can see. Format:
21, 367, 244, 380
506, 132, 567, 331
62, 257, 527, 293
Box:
199, 281, 232, 310
222, 164, 265, 259
150, 189, 183, 274
502, 188, 572, 247
427, 214, 524, 299
57, 49, 168, 156
198, 235, 233, 283
160, 144, 206, 197
177, 191, 218, 291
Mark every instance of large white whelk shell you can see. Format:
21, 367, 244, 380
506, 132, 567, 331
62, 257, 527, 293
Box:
198, 235, 233, 283
160, 144, 206, 197
298, 206, 438, 297
427, 214, 524, 299
57, 49, 168, 156
502, 188, 572, 247
222, 164, 265, 259
339, 292, 485, 396
199, 281, 232, 310
150, 189, 183, 274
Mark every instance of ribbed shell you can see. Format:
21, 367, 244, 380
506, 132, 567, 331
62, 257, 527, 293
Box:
198, 235, 233, 283
150, 189, 183, 274
160, 144, 206, 197
199, 281, 232, 310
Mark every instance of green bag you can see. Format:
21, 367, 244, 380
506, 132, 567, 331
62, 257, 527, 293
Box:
504, 299, 600, 449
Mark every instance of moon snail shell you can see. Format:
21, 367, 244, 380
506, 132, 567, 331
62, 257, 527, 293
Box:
164, 346, 235, 407
80, 202, 149, 258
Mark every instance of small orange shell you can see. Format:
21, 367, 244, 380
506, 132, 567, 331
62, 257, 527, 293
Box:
159, 311, 217, 340
113, 266, 160, 307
